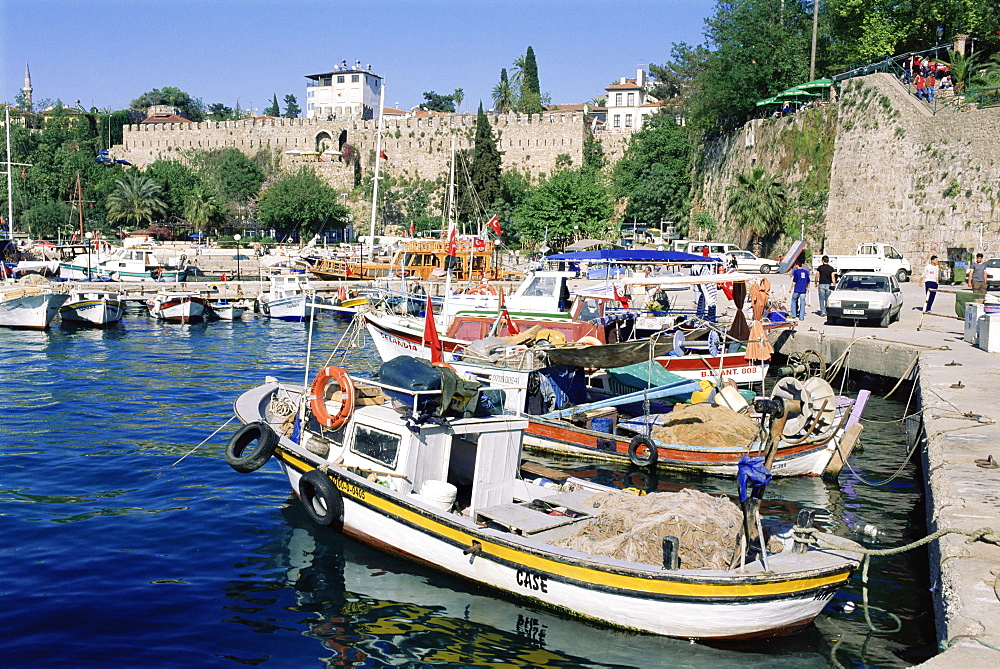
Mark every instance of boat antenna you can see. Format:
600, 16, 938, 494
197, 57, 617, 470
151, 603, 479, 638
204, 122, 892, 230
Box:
367, 83, 386, 265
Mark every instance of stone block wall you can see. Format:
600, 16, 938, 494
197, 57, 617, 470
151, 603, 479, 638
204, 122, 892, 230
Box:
116, 112, 590, 184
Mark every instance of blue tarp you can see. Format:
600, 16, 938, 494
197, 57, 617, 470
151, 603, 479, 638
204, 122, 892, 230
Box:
545, 249, 720, 263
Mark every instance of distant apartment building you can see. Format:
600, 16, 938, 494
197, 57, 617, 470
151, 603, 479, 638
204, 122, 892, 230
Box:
602, 68, 678, 133
305, 60, 382, 121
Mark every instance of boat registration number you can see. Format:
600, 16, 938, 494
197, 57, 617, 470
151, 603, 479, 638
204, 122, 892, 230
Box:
843, 309, 865, 315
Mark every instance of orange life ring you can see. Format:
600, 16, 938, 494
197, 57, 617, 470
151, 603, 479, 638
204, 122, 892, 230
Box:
310, 366, 355, 429
576, 335, 601, 347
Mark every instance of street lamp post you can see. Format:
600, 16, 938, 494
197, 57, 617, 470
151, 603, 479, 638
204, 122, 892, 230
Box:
234, 234, 242, 281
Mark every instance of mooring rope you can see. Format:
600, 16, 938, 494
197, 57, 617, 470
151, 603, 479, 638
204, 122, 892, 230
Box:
172, 415, 237, 466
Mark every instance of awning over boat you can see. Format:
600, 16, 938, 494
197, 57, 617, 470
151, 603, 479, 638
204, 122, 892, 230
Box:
545, 249, 716, 263
624, 271, 760, 286
565, 238, 624, 251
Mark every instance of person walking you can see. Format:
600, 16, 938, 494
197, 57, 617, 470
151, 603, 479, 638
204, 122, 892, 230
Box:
923, 255, 940, 312
969, 253, 988, 294
790, 259, 810, 321
815, 255, 837, 317
926, 71, 936, 103
914, 74, 926, 101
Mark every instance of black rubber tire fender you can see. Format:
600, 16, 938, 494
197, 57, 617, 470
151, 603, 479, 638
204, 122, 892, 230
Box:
299, 470, 343, 526
225, 421, 278, 473
628, 435, 658, 468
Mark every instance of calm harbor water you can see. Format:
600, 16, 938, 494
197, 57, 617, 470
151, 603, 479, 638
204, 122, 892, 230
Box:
1, 313, 934, 667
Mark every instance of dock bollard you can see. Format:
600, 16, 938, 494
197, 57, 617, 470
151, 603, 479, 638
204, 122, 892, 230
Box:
792, 508, 816, 554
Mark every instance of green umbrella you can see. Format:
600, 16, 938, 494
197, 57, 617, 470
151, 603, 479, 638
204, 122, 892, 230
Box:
795, 78, 834, 89
755, 96, 781, 107
774, 89, 820, 101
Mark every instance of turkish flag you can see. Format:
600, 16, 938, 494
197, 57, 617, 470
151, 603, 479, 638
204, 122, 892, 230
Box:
446, 227, 457, 257
487, 215, 501, 236
613, 285, 630, 309
423, 293, 443, 363
379, 150, 388, 160
409, 222, 415, 236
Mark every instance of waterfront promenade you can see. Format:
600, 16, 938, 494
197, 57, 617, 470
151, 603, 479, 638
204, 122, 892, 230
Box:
775, 280, 1000, 666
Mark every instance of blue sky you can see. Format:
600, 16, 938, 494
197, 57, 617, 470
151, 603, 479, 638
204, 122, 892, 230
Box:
1, 0, 714, 114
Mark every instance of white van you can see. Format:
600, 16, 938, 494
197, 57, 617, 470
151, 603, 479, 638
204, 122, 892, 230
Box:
683, 241, 742, 256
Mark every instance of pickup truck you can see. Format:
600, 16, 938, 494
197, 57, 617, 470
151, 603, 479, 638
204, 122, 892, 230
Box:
812, 242, 911, 283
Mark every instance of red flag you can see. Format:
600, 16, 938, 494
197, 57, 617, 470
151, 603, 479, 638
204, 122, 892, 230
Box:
613, 285, 630, 309
499, 288, 520, 336
487, 215, 501, 236
423, 293, 443, 363
446, 227, 457, 257
379, 150, 388, 160
409, 222, 415, 236
474, 237, 485, 250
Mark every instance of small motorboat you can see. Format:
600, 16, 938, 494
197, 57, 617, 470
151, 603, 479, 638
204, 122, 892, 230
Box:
0, 277, 69, 330
260, 274, 316, 322
225, 355, 862, 640
59, 288, 124, 327
208, 300, 246, 321
146, 291, 207, 323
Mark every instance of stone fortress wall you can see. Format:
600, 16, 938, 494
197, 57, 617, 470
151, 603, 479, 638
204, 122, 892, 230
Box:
115, 111, 593, 192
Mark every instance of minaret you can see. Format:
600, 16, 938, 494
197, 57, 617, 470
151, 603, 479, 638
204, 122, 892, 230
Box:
22, 63, 32, 108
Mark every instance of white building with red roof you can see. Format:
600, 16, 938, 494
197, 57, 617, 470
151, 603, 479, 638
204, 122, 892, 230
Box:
602, 68, 671, 133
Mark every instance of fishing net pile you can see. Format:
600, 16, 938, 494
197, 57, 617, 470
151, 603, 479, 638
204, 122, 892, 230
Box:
651, 403, 761, 449
552, 488, 742, 569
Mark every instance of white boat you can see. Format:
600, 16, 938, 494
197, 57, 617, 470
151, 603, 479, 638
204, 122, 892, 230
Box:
0, 279, 69, 329
60, 246, 187, 282
226, 357, 863, 640
146, 291, 207, 323
260, 274, 316, 322
209, 300, 246, 321
59, 288, 124, 327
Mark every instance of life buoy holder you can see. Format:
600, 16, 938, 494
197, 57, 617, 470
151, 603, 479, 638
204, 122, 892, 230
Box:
576, 335, 601, 347
310, 366, 355, 429
628, 435, 659, 468
298, 470, 343, 526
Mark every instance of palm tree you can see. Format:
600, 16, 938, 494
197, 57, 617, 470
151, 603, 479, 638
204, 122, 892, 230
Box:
726, 167, 787, 253
492, 69, 515, 113
509, 54, 526, 88
105, 171, 168, 227
452, 88, 464, 113
184, 186, 221, 237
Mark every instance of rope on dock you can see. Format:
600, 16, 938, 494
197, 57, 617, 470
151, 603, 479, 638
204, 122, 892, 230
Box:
172, 415, 236, 466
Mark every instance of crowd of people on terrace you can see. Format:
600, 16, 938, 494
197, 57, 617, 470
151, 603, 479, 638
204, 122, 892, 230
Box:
901, 55, 954, 103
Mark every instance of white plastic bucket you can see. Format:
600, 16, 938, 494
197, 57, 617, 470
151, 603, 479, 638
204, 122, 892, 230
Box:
419, 480, 457, 511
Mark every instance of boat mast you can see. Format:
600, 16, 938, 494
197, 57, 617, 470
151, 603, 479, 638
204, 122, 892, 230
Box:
443, 135, 457, 316
4, 107, 12, 240
367, 83, 386, 265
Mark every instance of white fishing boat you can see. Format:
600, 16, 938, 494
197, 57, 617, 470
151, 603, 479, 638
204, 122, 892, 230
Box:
60, 246, 187, 282
260, 274, 316, 322
59, 288, 124, 327
226, 355, 862, 640
0, 278, 69, 329
146, 291, 207, 323
208, 300, 247, 321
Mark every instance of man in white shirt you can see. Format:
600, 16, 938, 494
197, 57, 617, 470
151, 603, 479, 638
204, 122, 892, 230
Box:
922, 255, 940, 312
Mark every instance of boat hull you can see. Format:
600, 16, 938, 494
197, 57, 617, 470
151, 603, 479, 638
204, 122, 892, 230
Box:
147, 295, 207, 323
0, 289, 69, 329
60, 297, 125, 326
60, 262, 186, 282
273, 448, 852, 639
264, 295, 311, 321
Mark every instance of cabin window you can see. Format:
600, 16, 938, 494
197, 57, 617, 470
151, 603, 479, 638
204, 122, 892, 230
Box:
523, 276, 558, 297
351, 424, 401, 468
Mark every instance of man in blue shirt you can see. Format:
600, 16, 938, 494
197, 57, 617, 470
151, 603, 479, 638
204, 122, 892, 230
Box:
790, 259, 810, 321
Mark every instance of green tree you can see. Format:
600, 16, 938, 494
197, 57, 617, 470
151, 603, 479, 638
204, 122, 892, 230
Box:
453, 88, 465, 113
196, 148, 266, 205
518, 46, 543, 114
146, 159, 202, 219
492, 69, 515, 113
105, 170, 168, 227
419, 91, 456, 112
726, 167, 788, 253
184, 186, 223, 234
130, 86, 205, 121
582, 128, 605, 173
613, 114, 691, 227
255, 167, 348, 240
264, 94, 280, 117
21, 200, 73, 238
207, 103, 234, 121
283, 94, 301, 118
515, 167, 613, 249
464, 104, 503, 217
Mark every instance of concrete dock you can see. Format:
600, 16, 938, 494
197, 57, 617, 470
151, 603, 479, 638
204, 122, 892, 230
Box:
771, 279, 1000, 665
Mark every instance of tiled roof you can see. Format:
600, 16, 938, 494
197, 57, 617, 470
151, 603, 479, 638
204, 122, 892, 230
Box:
606, 80, 643, 91
141, 113, 193, 124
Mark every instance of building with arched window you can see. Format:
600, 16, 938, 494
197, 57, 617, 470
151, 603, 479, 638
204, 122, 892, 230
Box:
305, 60, 382, 121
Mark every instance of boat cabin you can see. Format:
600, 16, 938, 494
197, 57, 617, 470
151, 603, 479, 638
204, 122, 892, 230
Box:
308, 237, 508, 282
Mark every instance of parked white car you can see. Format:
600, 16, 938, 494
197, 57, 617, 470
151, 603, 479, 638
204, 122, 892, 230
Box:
826, 272, 903, 327
722, 250, 779, 273
984, 258, 1000, 291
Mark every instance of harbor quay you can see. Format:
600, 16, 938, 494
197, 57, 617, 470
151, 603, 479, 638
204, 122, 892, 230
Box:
773, 279, 1000, 666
